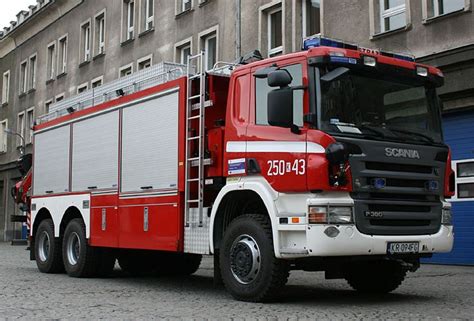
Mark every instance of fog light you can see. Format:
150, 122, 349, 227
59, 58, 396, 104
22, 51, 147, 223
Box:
308, 206, 327, 224
442, 208, 452, 225
363, 56, 377, 67
328, 207, 353, 224
416, 66, 428, 77
324, 226, 340, 238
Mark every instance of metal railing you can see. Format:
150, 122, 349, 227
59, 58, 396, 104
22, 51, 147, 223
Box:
37, 62, 187, 124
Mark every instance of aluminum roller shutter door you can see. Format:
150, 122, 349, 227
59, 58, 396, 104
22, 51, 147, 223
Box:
72, 111, 119, 191
121, 89, 179, 192
33, 126, 70, 195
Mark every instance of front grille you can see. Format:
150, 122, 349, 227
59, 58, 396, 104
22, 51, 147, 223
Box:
366, 161, 432, 174
335, 136, 447, 236
368, 204, 431, 213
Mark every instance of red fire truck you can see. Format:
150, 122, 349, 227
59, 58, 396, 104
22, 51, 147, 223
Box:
16, 37, 455, 302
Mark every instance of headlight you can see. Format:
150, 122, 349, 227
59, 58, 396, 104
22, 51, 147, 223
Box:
308, 206, 353, 224
442, 208, 452, 225
328, 207, 353, 224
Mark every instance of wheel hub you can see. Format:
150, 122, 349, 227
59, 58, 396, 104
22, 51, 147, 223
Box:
38, 231, 50, 262
230, 235, 261, 284
66, 232, 81, 266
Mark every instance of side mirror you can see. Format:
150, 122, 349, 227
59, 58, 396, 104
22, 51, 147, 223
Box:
268, 69, 293, 88
267, 87, 294, 128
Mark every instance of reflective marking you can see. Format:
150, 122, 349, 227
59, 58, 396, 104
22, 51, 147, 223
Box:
226, 141, 325, 153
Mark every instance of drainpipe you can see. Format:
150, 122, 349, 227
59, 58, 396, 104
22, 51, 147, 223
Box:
235, 0, 241, 59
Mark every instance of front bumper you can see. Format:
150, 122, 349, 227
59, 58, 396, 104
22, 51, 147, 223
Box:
275, 192, 454, 258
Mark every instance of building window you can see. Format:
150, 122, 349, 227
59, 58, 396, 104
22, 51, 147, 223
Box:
77, 83, 89, 94
58, 35, 68, 75
19, 60, 28, 94
199, 27, 218, 71
2, 70, 10, 105
255, 64, 304, 127
137, 55, 153, 70
45, 99, 53, 114
55, 93, 65, 102
0, 119, 8, 153
91, 76, 103, 88
175, 39, 192, 65
47, 42, 56, 81
378, 0, 406, 33
302, 0, 321, 38
268, 7, 283, 57
177, 0, 192, 14
119, 63, 133, 77
94, 10, 106, 56
26, 107, 34, 145
427, 0, 466, 19
17, 112, 25, 147
142, 0, 154, 32
28, 54, 37, 90
451, 159, 474, 201
80, 20, 92, 62
123, 0, 135, 41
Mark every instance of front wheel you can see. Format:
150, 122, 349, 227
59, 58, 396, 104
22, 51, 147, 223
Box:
344, 260, 407, 294
219, 214, 289, 302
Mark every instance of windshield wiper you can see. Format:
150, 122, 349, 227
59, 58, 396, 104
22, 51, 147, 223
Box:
388, 127, 435, 143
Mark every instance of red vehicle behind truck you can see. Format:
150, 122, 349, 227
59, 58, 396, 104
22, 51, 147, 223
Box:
13, 37, 455, 302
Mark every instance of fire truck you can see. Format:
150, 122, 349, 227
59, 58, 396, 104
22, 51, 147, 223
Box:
14, 36, 455, 302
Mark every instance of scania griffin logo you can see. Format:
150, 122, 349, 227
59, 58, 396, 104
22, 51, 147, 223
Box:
385, 148, 420, 159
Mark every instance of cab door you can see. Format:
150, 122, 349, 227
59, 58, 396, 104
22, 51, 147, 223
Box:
245, 60, 309, 193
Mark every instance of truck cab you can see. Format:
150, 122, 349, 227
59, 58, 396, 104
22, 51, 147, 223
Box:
211, 37, 454, 301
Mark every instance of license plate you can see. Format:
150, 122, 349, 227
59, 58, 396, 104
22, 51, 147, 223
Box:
387, 242, 419, 254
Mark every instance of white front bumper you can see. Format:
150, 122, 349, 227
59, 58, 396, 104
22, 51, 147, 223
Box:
304, 224, 453, 257
275, 192, 454, 258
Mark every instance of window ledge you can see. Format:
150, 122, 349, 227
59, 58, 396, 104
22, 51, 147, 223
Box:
423, 9, 469, 25
18, 92, 26, 98
93, 52, 105, 61
175, 8, 194, 19
57, 72, 67, 79
1, 102, 8, 107
370, 24, 411, 40
199, 0, 210, 8
139, 28, 154, 38
79, 60, 91, 68
27, 88, 36, 94
46, 78, 54, 85
121, 38, 135, 47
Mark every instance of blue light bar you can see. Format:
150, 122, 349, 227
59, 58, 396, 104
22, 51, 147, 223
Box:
303, 35, 415, 62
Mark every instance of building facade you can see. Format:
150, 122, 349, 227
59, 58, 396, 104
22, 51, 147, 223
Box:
0, 0, 322, 241
322, 0, 474, 264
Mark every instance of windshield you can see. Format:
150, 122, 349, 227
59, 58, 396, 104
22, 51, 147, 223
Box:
319, 68, 443, 145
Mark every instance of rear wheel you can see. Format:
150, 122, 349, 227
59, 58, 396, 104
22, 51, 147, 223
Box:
62, 218, 115, 277
35, 219, 64, 273
220, 214, 289, 302
344, 260, 407, 294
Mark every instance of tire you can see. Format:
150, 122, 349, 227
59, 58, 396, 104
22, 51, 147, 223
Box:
34, 219, 64, 273
219, 214, 289, 302
344, 260, 407, 294
62, 218, 115, 278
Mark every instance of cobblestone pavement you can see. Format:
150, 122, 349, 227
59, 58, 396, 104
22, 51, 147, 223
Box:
0, 243, 473, 320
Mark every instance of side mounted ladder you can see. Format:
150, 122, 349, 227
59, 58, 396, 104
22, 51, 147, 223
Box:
184, 52, 207, 228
